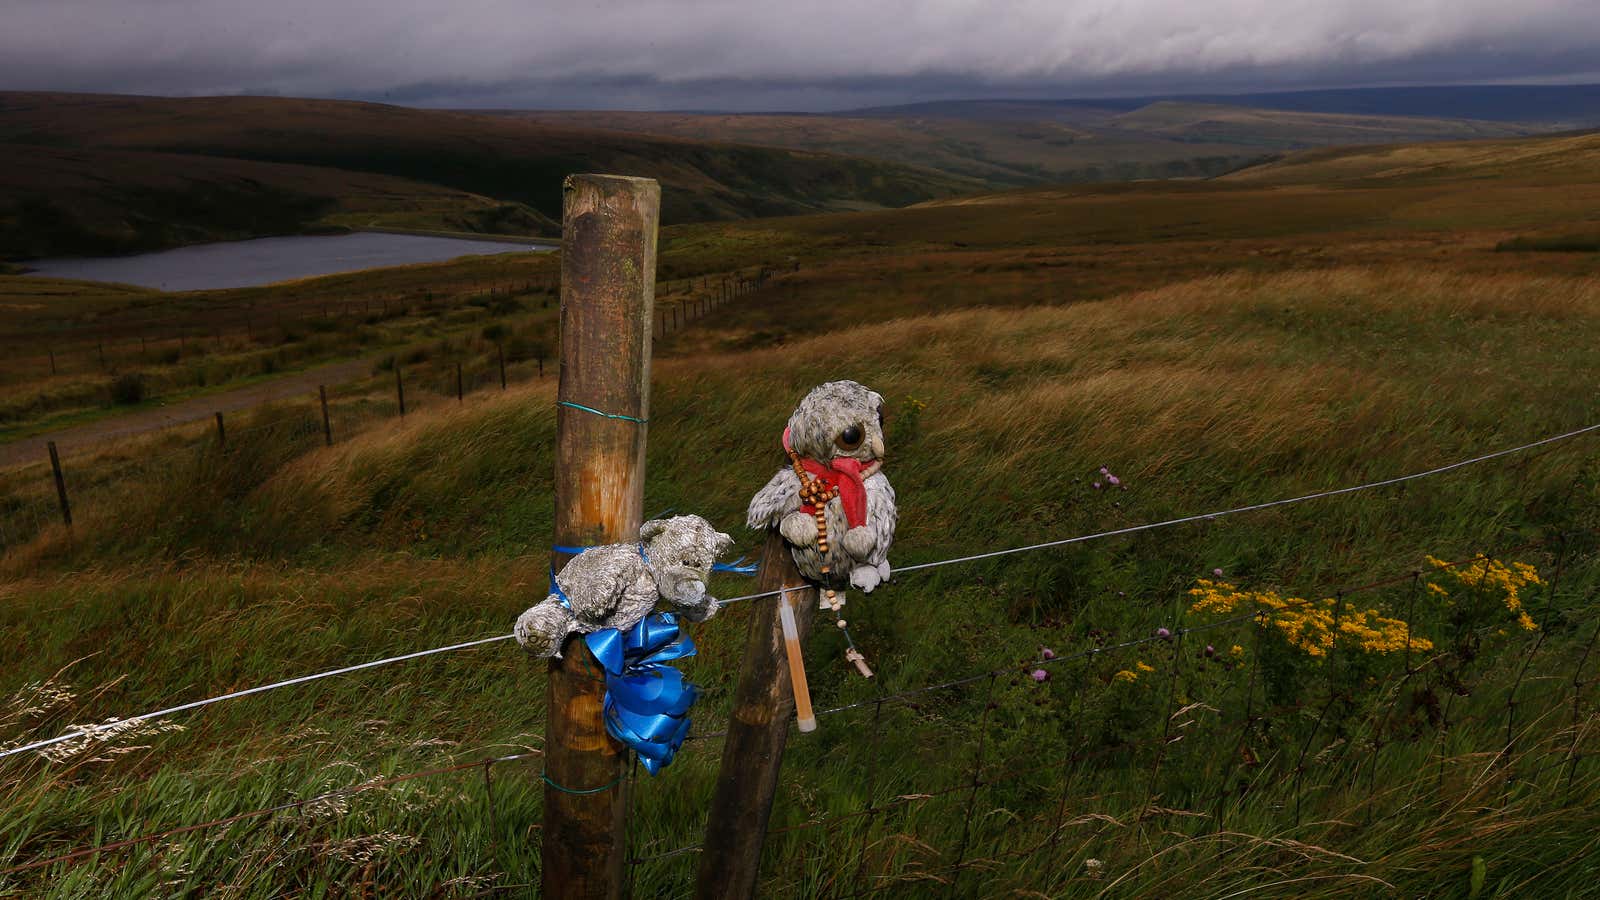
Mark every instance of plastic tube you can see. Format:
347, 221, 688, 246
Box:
778, 589, 817, 732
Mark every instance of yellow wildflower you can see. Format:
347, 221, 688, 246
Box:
1188, 579, 1430, 658
1112, 670, 1138, 684
1136, 661, 1155, 673
1427, 555, 1543, 632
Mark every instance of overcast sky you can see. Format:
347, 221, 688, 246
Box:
3, 0, 1598, 111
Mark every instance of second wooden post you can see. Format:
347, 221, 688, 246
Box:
542, 173, 660, 900
694, 528, 820, 899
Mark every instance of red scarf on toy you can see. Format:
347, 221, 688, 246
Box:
785, 427, 869, 528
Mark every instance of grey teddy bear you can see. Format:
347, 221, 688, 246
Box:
747, 380, 897, 592
514, 515, 735, 658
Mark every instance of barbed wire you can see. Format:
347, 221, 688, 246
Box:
3, 421, 1591, 762
2, 534, 1590, 883
0, 634, 514, 761
626, 533, 1589, 866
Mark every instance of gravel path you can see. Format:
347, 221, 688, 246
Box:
0, 356, 374, 469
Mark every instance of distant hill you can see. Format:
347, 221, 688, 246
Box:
1223, 129, 1600, 185
506, 100, 1537, 191
0, 143, 554, 261
0, 92, 977, 259
848, 83, 1600, 128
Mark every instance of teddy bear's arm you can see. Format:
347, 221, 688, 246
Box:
862, 473, 897, 567
746, 467, 801, 530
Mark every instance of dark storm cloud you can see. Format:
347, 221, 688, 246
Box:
3, 0, 1598, 110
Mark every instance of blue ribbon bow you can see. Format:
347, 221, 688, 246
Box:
585, 614, 700, 775
547, 540, 751, 775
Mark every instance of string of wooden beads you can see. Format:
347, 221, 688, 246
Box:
788, 449, 847, 627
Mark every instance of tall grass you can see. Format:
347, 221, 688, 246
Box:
1, 265, 1598, 896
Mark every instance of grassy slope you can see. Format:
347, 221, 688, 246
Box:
0, 92, 978, 259
506, 101, 1535, 189
0, 143, 555, 260
1224, 129, 1600, 186
2, 130, 1600, 896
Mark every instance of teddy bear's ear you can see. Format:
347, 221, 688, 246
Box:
639, 519, 670, 541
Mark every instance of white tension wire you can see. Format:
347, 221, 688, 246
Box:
3, 420, 1595, 762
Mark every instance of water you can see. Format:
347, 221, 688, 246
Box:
25, 232, 556, 291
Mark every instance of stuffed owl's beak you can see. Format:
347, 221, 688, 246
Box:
870, 434, 885, 461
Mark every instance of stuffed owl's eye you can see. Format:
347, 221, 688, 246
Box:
836, 425, 864, 451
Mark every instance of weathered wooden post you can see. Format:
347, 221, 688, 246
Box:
694, 530, 820, 899
395, 366, 406, 416
318, 386, 333, 446
47, 442, 71, 527
542, 173, 659, 900
456, 361, 464, 403
214, 412, 226, 449
497, 343, 508, 390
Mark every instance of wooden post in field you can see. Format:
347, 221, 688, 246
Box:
47, 441, 71, 527
542, 173, 659, 900
318, 386, 333, 446
48, 348, 56, 376
497, 343, 507, 390
395, 367, 406, 416
695, 530, 819, 899
214, 412, 226, 449
456, 361, 464, 403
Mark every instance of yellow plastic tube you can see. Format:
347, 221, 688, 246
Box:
778, 589, 817, 732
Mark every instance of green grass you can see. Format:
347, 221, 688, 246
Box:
2, 263, 1599, 896
4, 130, 1600, 895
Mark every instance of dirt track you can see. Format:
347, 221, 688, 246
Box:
0, 357, 373, 469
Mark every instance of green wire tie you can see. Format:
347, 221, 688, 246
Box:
542, 772, 623, 795
557, 401, 647, 424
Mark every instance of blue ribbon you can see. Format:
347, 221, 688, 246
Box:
585, 614, 700, 774
713, 555, 759, 575
549, 543, 704, 774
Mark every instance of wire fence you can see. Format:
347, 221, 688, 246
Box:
2, 270, 763, 381
0, 268, 774, 550
3, 531, 1595, 892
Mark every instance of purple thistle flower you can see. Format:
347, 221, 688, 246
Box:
1031, 669, 1049, 683
1213, 567, 1225, 577
1156, 627, 1172, 639
1092, 482, 1102, 490
1106, 474, 1121, 486
1205, 645, 1216, 657
1041, 647, 1056, 660
1099, 466, 1109, 475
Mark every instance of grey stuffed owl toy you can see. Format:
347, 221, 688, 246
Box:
747, 380, 897, 592
514, 515, 735, 658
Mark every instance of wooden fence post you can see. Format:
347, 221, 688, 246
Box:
695, 530, 819, 899
47, 441, 71, 527
456, 361, 464, 403
497, 343, 508, 390
319, 386, 333, 446
542, 173, 659, 900
395, 366, 406, 416
214, 412, 226, 449
48, 348, 56, 376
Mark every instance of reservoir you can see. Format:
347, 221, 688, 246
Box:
24, 231, 556, 291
